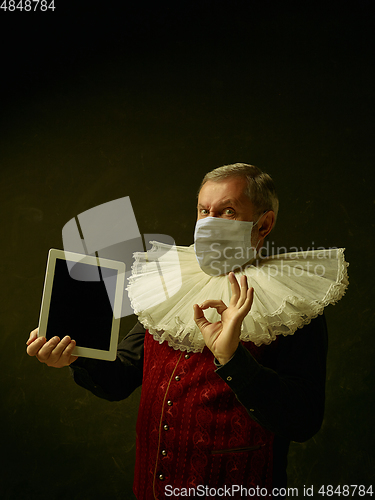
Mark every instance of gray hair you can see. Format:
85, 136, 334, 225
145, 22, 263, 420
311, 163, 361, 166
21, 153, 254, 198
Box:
199, 163, 279, 220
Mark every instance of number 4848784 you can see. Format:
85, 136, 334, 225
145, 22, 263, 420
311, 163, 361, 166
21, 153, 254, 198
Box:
1, 1, 56, 11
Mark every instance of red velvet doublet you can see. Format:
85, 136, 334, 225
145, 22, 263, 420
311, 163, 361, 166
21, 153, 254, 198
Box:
133, 332, 274, 499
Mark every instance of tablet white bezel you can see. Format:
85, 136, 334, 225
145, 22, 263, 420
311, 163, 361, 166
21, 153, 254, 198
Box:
38, 248, 125, 361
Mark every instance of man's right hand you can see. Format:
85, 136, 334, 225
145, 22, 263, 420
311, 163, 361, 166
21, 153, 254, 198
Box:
26, 328, 78, 368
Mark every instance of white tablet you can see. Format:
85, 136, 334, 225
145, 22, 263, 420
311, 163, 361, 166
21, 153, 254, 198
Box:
38, 249, 126, 361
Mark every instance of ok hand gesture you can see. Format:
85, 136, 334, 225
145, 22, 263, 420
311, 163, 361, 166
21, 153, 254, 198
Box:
193, 272, 254, 365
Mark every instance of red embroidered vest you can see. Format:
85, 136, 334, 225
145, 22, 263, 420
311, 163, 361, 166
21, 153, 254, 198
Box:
133, 332, 274, 499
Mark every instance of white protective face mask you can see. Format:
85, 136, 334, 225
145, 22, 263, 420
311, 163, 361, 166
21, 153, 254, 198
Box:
194, 214, 264, 276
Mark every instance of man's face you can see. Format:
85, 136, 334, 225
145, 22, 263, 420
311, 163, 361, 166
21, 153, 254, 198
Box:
197, 177, 257, 222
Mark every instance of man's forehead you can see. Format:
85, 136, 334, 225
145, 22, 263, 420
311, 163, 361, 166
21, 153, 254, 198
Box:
198, 179, 249, 205
197, 197, 241, 207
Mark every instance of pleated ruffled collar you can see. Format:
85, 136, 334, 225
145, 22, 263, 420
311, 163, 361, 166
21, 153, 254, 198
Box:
126, 242, 349, 353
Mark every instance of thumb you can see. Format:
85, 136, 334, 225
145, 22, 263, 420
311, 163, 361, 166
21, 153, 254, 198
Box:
193, 304, 210, 330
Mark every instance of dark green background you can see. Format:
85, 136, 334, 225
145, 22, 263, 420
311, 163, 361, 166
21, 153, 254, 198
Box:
1, 2, 374, 499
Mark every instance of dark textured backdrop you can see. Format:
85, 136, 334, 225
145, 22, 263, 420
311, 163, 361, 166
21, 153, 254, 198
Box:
1, 2, 374, 499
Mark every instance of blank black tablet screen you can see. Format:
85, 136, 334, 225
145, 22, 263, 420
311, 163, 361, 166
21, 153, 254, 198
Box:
45, 258, 118, 350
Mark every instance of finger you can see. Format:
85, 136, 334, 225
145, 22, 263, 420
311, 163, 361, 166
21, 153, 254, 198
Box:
228, 272, 241, 307
26, 328, 39, 346
239, 286, 254, 316
26, 336, 47, 357
49, 336, 74, 358
198, 299, 227, 315
237, 274, 249, 308
54, 339, 78, 366
36, 336, 61, 362
193, 304, 211, 331
193, 304, 207, 329
63, 340, 78, 362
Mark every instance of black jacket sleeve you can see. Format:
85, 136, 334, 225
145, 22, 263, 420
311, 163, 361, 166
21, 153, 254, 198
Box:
70, 321, 146, 401
215, 314, 328, 442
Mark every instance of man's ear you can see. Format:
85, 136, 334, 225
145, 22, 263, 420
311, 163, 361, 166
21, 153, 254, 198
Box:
258, 211, 275, 240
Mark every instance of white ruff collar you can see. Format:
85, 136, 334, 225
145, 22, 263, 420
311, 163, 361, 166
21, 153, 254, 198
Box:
126, 242, 349, 353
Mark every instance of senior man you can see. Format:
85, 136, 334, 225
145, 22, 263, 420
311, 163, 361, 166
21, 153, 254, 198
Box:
27, 164, 338, 500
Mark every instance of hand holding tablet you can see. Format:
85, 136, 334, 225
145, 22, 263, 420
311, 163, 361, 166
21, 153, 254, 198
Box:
26, 328, 78, 367
28, 249, 126, 363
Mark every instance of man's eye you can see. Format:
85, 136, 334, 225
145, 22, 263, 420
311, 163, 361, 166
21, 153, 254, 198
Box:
201, 209, 209, 215
224, 209, 235, 215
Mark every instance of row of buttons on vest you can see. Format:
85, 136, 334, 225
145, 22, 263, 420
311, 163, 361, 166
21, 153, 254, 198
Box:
172, 353, 190, 383
158, 353, 191, 481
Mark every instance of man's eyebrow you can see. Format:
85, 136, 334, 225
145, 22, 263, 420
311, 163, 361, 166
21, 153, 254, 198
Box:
198, 198, 238, 207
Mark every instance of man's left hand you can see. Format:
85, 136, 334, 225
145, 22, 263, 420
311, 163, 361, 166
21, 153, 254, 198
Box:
193, 272, 254, 365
